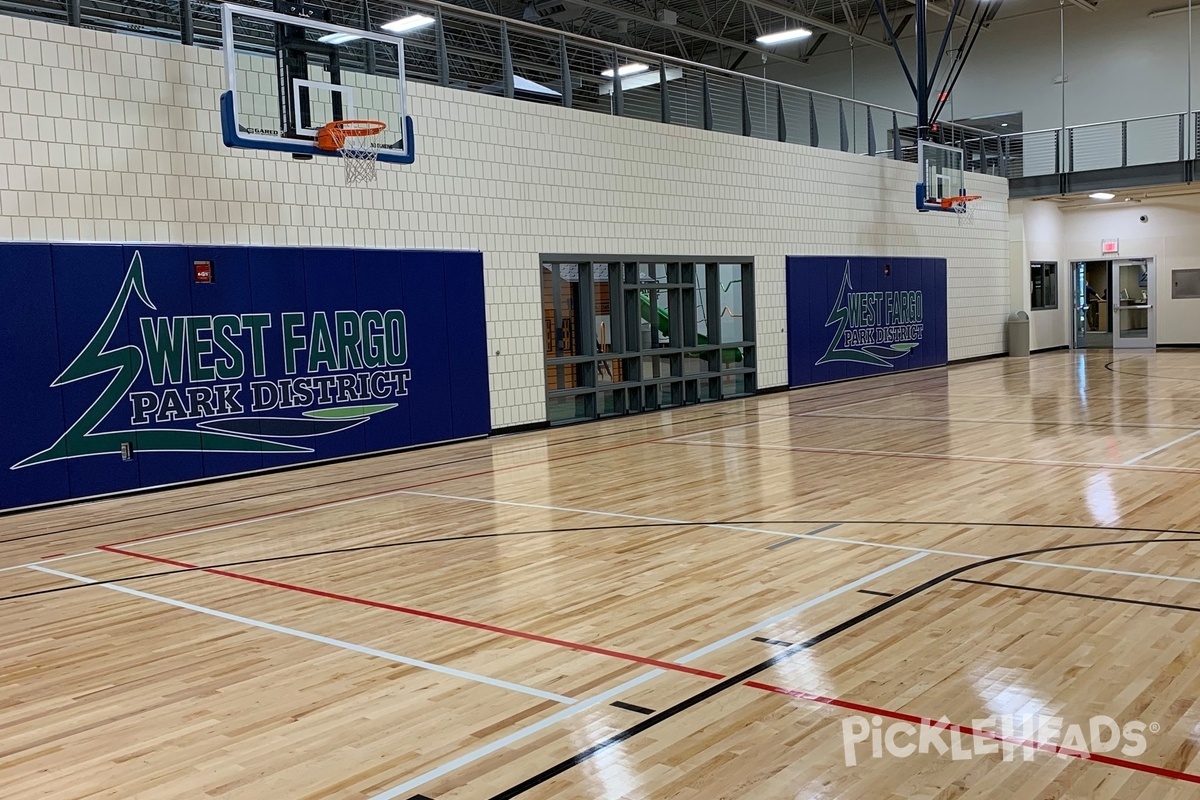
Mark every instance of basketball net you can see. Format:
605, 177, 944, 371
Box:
338, 131, 381, 186
316, 121, 387, 186
953, 199, 975, 226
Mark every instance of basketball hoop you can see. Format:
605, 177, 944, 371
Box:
940, 194, 981, 226
316, 120, 387, 186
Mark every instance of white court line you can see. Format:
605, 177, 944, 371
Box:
0, 552, 94, 574
807, 411, 1199, 431
29, 565, 573, 705
1123, 428, 1200, 465
904, 391, 1200, 404
398, 489, 1200, 585
675, 437, 1200, 475
1009, 558, 1200, 586
0, 490, 431, 574
678, 553, 927, 662
367, 553, 926, 800
663, 394, 910, 443
397, 489, 964, 556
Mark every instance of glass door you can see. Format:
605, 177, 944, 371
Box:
1112, 259, 1155, 349
1072, 261, 1087, 348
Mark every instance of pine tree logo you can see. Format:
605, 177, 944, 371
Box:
13, 251, 395, 469
816, 260, 920, 368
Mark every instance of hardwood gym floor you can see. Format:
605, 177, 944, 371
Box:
4, 350, 1200, 799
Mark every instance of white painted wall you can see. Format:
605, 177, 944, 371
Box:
1010, 199, 1070, 351
772, 0, 1198, 132
0, 15, 1010, 428
1062, 196, 1200, 346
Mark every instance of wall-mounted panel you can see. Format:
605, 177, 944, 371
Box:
787, 256, 948, 387
0, 244, 489, 513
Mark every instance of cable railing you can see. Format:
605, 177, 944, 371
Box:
996, 113, 1196, 180
4, 0, 1194, 185
0, 0, 1001, 169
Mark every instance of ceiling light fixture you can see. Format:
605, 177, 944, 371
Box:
756, 27, 813, 45
600, 65, 682, 95
600, 63, 649, 78
381, 13, 435, 34
1089, 192, 1116, 200
318, 32, 362, 44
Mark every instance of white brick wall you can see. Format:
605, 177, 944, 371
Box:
0, 15, 1010, 429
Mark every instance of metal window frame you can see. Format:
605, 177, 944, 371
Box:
541, 255, 755, 425
1031, 260, 1058, 310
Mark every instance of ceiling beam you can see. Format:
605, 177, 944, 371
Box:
903, 0, 972, 25
563, 0, 814, 67
738, 0, 891, 49
804, 31, 828, 58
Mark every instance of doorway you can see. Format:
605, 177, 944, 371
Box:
1071, 258, 1155, 349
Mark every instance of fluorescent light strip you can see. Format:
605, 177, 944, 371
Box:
599, 66, 683, 96
600, 63, 649, 78
381, 13, 435, 33
1090, 192, 1116, 200
318, 32, 362, 45
756, 27, 813, 45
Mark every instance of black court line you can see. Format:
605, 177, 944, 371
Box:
0, 407, 754, 542
954, 577, 1200, 614
1104, 358, 1200, 384
406, 794, 435, 800
10, 518, 1200, 605
484, 536, 1200, 799
751, 636, 795, 647
856, 589, 894, 598
0, 370, 952, 543
765, 523, 841, 550
610, 701, 655, 715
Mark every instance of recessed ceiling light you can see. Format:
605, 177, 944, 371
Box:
1000, 122, 1009, 127
381, 14, 435, 34
600, 63, 649, 78
756, 27, 813, 45
1090, 192, 1116, 200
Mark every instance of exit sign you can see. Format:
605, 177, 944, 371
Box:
1101, 239, 1119, 255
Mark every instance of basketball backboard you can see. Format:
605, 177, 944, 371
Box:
916, 140, 964, 212
219, 2, 415, 164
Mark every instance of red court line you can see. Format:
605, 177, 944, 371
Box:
104, 437, 656, 548
746, 681, 1200, 786
98, 543, 725, 680
89, 545, 1200, 787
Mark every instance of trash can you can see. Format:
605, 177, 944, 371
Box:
1007, 311, 1030, 357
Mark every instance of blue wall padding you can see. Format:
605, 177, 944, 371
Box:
0, 243, 489, 512
787, 256, 948, 388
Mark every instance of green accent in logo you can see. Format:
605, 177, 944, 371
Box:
816, 261, 919, 369
13, 251, 401, 470
304, 403, 398, 419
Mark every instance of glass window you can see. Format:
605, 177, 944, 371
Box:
719, 263, 745, 342
542, 256, 755, 424
1031, 262, 1057, 310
